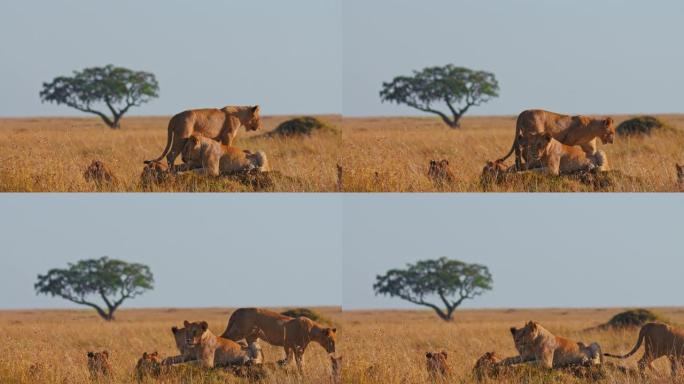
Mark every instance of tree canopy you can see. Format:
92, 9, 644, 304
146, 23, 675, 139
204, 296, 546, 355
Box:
35, 256, 154, 321
39, 65, 159, 129
380, 65, 499, 128
373, 257, 492, 321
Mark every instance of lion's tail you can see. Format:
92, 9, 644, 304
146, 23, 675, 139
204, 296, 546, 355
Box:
144, 125, 174, 165
497, 115, 522, 163
603, 326, 646, 359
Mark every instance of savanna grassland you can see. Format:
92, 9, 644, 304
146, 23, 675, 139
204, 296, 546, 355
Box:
0, 307, 341, 384
340, 115, 684, 192
342, 307, 684, 384
0, 115, 341, 192
4, 307, 683, 384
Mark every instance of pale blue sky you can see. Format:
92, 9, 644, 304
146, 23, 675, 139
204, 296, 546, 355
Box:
0, 0, 341, 117
343, 0, 684, 116
0, 195, 342, 309
343, 194, 684, 310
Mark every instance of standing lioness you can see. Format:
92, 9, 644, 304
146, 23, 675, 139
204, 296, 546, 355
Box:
145, 105, 261, 168
499, 109, 615, 170
221, 308, 337, 372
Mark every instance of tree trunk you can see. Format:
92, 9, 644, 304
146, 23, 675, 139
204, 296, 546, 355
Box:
110, 115, 122, 129
448, 115, 462, 129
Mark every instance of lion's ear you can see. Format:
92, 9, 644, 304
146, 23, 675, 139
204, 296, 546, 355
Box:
102, 351, 109, 358
426, 352, 433, 358
87, 352, 94, 358
604, 117, 613, 127
200, 321, 209, 331
441, 351, 448, 358
183, 320, 190, 327
509, 327, 516, 335
172, 326, 178, 334
252, 105, 260, 113
143, 352, 148, 358
332, 328, 337, 333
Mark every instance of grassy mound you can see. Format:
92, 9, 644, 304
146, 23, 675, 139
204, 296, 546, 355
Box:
602, 309, 665, 329
481, 168, 645, 192
281, 308, 332, 325
269, 116, 338, 137
616, 116, 668, 136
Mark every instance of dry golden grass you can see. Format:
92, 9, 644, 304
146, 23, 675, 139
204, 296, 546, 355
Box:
341, 115, 684, 192
0, 115, 341, 192
340, 307, 684, 384
5, 307, 684, 383
0, 307, 341, 384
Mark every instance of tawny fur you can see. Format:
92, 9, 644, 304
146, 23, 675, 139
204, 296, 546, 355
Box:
427, 159, 455, 186
604, 322, 684, 377
425, 351, 450, 380
221, 308, 337, 372
282, 316, 337, 372
331, 355, 342, 384
83, 160, 116, 185
145, 105, 261, 167
86, 350, 112, 379
181, 135, 269, 176
527, 133, 608, 176
473, 351, 503, 380
135, 351, 164, 381
503, 321, 602, 368
162, 321, 258, 368
499, 109, 615, 170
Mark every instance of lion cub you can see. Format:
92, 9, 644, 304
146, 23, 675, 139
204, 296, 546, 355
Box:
182, 135, 269, 176
527, 133, 607, 176
86, 350, 112, 379
427, 159, 455, 186
425, 351, 450, 380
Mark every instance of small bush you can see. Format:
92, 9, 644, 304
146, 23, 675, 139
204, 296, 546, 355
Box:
281, 308, 332, 325
269, 116, 338, 137
602, 309, 665, 329
616, 116, 668, 136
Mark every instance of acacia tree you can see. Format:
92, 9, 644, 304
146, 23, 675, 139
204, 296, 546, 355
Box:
373, 257, 492, 321
39, 65, 159, 129
380, 65, 499, 128
35, 256, 153, 321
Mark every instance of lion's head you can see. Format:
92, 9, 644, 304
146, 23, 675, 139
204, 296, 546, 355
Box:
135, 351, 162, 379
510, 321, 542, 355
425, 351, 449, 378
183, 320, 209, 347
244, 105, 261, 131
86, 350, 111, 377
591, 117, 615, 144
181, 136, 203, 164
320, 327, 337, 354
427, 159, 454, 183
473, 351, 501, 380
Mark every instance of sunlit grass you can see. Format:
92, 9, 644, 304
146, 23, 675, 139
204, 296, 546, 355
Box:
341, 115, 684, 192
0, 115, 341, 192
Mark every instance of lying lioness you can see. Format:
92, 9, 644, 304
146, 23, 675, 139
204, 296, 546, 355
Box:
504, 321, 602, 368
527, 133, 607, 176
181, 135, 269, 176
